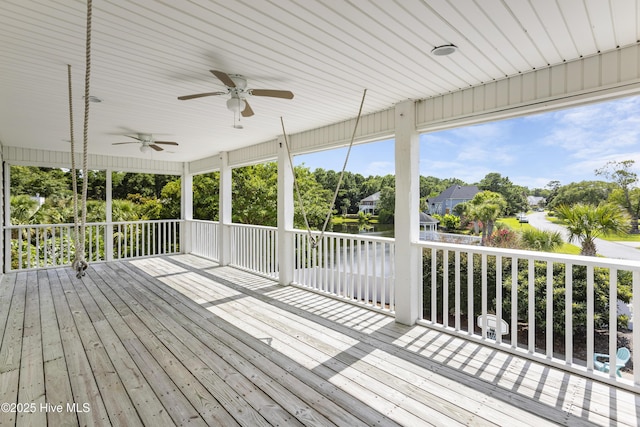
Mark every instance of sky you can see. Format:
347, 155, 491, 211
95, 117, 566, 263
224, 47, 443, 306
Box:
293, 95, 640, 189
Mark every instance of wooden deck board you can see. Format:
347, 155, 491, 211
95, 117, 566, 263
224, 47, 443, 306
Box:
0, 255, 638, 426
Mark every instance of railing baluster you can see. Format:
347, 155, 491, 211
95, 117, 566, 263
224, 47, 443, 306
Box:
565, 263, 573, 364
609, 268, 618, 379
587, 265, 594, 370
496, 255, 503, 344
467, 251, 474, 334
481, 253, 488, 339
455, 250, 461, 331
546, 261, 553, 358
633, 271, 640, 386
511, 256, 518, 349
431, 247, 437, 323
528, 258, 535, 353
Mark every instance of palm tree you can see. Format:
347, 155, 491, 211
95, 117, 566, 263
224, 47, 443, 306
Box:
468, 191, 507, 245
554, 203, 630, 256
520, 228, 564, 252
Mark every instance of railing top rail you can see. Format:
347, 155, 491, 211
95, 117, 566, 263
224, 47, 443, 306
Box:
5, 218, 183, 230
228, 223, 278, 231
415, 239, 640, 270
291, 227, 395, 244
187, 219, 220, 225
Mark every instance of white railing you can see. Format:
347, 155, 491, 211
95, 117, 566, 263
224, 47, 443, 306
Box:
113, 220, 181, 260
230, 223, 278, 279
292, 229, 395, 313
417, 240, 640, 389
6, 222, 107, 270
5, 219, 181, 271
189, 220, 220, 261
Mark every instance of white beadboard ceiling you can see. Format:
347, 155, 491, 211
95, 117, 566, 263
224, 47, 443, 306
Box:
1, 0, 639, 163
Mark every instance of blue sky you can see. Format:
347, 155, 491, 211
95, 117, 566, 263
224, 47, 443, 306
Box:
294, 95, 640, 189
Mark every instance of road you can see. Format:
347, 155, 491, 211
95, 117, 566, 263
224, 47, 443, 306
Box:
527, 211, 640, 261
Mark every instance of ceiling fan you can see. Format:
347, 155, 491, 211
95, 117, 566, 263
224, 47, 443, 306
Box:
112, 134, 178, 153
178, 70, 294, 123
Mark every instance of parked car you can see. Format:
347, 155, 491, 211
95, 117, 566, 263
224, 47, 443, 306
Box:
518, 213, 529, 223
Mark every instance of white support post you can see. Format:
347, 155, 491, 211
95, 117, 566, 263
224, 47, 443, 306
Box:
105, 168, 113, 261
277, 135, 294, 285
219, 152, 232, 265
394, 100, 421, 325
3, 163, 10, 272
181, 162, 193, 254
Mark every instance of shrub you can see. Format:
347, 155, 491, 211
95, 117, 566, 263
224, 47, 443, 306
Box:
520, 228, 564, 252
423, 249, 632, 336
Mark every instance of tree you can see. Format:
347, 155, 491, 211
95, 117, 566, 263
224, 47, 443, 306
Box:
547, 181, 615, 209
554, 203, 630, 256
477, 172, 527, 215
467, 191, 507, 245
377, 186, 395, 223
10, 166, 70, 198
543, 180, 561, 207
596, 160, 640, 233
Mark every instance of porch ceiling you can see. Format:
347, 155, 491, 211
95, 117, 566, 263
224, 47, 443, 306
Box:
1, 0, 638, 163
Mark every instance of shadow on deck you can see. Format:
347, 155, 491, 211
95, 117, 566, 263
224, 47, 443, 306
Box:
0, 254, 637, 426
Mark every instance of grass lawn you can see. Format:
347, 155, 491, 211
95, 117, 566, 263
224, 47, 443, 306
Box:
546, 214, 640, 242
332, 216, 379, 225
496, 217, 535, 230
498, 217, 582, 255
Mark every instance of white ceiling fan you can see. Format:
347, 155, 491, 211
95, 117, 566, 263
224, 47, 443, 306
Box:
112, 134, 178, 153
178, 70, 294, 127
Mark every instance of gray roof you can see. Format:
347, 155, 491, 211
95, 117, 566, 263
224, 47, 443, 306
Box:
419, 212, 439, 224
428, 185, 480, 204
360, 191, 381, 203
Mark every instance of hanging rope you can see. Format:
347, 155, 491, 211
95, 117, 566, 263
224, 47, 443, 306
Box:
67, 65, 84, 278
69, 0, 93, 278
281, 89, 367, 248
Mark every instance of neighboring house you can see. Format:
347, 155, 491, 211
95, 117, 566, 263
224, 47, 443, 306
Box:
527, 195, 546, 209
358, 191, 380, 214
427, 185, 479, 216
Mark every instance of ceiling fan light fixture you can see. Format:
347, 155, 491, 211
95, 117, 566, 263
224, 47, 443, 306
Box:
139, 144, 152, 153
226, 97, 246, 114
431, 44, 458, 56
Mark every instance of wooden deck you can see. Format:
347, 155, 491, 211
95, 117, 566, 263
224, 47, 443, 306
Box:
0, 254, 637, 426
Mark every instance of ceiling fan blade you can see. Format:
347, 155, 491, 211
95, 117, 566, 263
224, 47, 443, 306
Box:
249, 89, 294, 99
178, 91, 226, 100
112, 142, 138, 145
149, 144, 164, 151
153, 141, 179, 146
125, 134, 143, 141
241, 101, 254, 117
210, 70, 236, 88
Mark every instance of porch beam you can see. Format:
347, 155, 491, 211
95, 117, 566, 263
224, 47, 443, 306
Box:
277, 135, 294, 285
219, 152, 232, 265
394, 100, 421, 325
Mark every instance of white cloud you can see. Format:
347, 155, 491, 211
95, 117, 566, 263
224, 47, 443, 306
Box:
540, 98, 640, 161
363, 161, 394, 176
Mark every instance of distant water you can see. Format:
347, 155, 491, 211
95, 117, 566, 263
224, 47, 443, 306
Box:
330, 222, 394, 238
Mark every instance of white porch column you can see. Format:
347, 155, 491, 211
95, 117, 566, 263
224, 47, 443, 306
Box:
105, 168, 113, 261
3, 163, 10, 272
394, 100, 422, 325
277, 135, 294, 285
181, 162, 193, 254
219, 151, 233, 265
